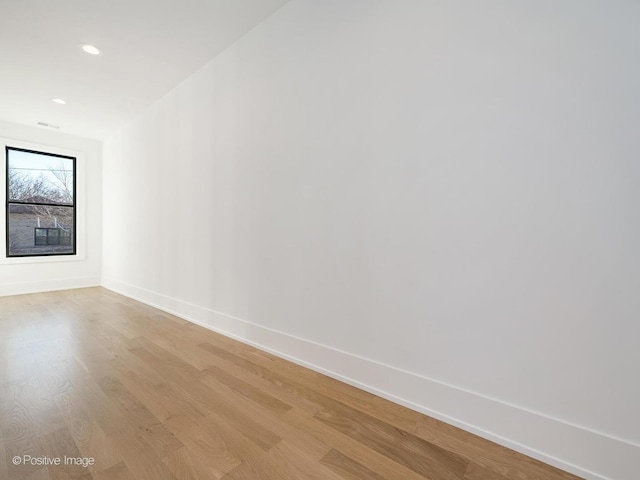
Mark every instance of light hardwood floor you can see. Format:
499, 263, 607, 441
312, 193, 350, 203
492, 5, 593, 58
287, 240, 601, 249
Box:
0, 288, 582, 480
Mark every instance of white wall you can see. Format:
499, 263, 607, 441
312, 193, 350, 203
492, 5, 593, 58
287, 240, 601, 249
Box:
102, 2, 640, 479
0, 120, 102, 295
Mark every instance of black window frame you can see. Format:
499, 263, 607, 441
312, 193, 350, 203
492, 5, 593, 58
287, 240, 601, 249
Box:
5, 146, 77, 258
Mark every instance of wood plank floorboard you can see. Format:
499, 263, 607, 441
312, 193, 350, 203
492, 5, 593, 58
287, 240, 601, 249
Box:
0, 288, 583, 480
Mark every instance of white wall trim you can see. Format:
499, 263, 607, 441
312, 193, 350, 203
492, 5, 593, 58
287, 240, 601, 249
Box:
0, 276, 101, 297
101, 277, 638, 480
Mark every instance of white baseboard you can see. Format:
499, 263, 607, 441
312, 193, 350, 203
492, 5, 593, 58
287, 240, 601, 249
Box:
0, 276, 101, 297
101, 277, 639, 480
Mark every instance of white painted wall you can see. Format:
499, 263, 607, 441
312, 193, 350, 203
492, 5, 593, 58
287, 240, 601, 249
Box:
0, 120, 102, 295
102, 1, 640, 479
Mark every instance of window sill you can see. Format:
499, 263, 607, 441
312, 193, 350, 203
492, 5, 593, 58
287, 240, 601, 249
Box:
0, 253, 86, 265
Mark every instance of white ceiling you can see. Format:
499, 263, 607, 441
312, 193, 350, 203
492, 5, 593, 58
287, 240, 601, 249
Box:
0, 0, 289, 140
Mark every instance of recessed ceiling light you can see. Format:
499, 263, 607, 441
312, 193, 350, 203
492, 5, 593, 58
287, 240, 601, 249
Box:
52, 98, 67, 105
81, 44, 102, 55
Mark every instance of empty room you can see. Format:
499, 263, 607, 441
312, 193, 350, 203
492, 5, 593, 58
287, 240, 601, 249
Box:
0, 1, 638, 479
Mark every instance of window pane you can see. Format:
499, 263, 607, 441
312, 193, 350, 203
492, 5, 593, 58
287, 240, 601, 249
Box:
7, 149, 74, 205
47, 229, 60, 245
7, 204, 74, 256
34, 228, 47, 245
59, 229, 71, 246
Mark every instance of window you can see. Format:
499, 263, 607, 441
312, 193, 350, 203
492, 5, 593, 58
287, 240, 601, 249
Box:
34, 227, 71, 246
5, 147, 76, 257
